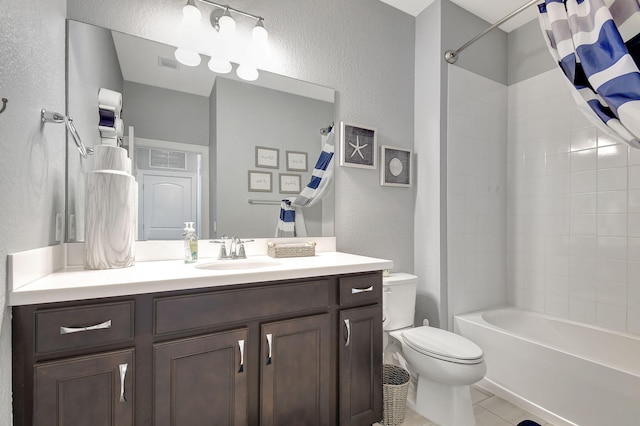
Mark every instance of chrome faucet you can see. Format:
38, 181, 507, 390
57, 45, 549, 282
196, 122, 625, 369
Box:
211, 236, 254, 259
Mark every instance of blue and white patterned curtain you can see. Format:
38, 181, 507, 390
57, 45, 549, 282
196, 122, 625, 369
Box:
538, 0, 640, 149
276, 130, 335, 237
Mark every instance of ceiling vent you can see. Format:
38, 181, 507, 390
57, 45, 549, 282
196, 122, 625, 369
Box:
158, 56, 179, 70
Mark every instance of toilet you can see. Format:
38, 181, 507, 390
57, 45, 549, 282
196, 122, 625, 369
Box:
383, 273, 486, 426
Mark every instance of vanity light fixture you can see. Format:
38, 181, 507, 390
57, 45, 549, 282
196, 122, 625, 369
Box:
174, 1, 203, 67
174, 0, 269, 81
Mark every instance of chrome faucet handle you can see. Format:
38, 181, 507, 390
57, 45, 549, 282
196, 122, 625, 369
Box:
237, 244, 246, 259
218, 244, 228, 259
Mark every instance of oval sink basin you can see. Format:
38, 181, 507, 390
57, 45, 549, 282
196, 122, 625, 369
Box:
195, 259, 281, 271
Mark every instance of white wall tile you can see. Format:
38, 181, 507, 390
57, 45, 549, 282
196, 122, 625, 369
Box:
629, 189, 640, 213
597, 214, 627, 236
629, 261, 640, 285
628, 214, 640, 237
570, 214, 596, 235
570, 299, 597, 324
629, 147, 640, 165
596, 283, 627, 305
627, 308, 640, 334
570, 171, 597, 193
506, 70, 640, 336
570, 235, 598, 257
597, 236, 628, 260
628, 237, 640, 262
596, 258, 627, 284
629, 165, 640, 189
597, 144, 628, 169
597, 191, 627, 214
570, 127, 598, 152
570, 193, 596, 214
596, 303, 626, 331
571, 148, 597, 172
597, 168, 627, 191
545, 293, 569, 318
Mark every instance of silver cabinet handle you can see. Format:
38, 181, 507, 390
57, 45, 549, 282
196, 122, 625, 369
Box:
344, 319, 351, 347
60, 319, 112, 335
266, 333, 273, 365
238, 339, 245, 373
119, 363, 127, 403
351, 286, 373, 294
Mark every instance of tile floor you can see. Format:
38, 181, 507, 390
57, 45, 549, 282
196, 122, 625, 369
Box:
377, 385, 557, 426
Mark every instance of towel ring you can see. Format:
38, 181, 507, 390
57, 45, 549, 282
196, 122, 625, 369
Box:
41, 109, 93, 158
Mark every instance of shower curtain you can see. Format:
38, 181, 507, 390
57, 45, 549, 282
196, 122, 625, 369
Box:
538, 0, 640, 149
276, 130, 335, 237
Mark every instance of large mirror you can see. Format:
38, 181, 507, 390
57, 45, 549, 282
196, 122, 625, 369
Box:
66, 20, 335, 242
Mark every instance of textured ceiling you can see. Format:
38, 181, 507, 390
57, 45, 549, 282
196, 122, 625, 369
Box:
379, 0, 539, 32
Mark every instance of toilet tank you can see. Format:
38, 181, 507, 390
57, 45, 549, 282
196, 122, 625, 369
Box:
383, 273, 418, 331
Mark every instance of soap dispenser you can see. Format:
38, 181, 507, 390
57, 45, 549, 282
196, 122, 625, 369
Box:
183, 222, 198, 263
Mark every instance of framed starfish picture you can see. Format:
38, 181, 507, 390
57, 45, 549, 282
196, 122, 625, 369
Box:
339, 121, 377, 169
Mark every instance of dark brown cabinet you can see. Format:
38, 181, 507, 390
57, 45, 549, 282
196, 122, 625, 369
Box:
153, 328, 248, 425
13, 271, 382, 425
261, 314, 331, 425
339, 305, 383, 426
33, 349, 134, 426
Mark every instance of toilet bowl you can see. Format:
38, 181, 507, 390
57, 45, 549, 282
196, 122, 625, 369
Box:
383, 273, 486, 426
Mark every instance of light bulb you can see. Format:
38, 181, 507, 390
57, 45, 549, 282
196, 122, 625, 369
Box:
175, 48, 202, 66
182, 4, 201, 23
236, 64, 259, 81
218, 12, 236, 37
252, 21, 268, 43
174, 3, 203, 67
208, 57, 232, 74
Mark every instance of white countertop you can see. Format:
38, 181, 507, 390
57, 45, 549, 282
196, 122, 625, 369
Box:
8, 252, 393, 306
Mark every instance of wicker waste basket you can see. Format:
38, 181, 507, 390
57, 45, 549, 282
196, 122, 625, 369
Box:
382, 364, 411, 426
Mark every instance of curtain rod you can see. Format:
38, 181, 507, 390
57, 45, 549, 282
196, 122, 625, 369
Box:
444, 0, 539, 64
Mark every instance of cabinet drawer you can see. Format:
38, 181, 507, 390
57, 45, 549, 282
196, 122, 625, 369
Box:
339, 273, 382, 306
34, 301, 134, 355
154, 280, 330, 336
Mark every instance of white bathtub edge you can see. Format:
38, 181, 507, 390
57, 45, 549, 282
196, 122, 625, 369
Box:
476, 378, 577, 426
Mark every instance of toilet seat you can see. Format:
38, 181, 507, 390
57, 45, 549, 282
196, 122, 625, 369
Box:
401, 326, 484, 365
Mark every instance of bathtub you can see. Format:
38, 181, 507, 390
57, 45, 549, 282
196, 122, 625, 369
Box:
454, 308, 640, 426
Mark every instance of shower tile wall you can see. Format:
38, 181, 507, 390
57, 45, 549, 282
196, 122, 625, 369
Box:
447, 66, 508, 326
508, 68, 640, 336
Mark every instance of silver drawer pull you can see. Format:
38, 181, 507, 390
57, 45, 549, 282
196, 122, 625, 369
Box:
266, 333, 273, 365
238, 339, 245, 373
351, 286, 373, 294
59, 319, 112, 335
119, 363, 127, 403
344, 319, 351, 347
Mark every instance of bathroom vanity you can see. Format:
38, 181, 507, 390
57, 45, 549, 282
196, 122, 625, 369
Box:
9, 246, 390, 426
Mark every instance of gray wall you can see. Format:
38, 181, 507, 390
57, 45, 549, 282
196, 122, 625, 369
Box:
67, 0, 417, 273
507, 18, 555, 85
414, 0, 508, 328
123, 80, 210, 145
67, 19, 123, 241
441, 0, 508, 85
214, 77, 332, 238
0, 0, 67, 421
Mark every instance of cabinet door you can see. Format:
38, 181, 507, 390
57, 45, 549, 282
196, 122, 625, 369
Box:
153, 328, 248, 426
34, 349, 134, 426
339, 305, 383, 426
261, 313, 331, 426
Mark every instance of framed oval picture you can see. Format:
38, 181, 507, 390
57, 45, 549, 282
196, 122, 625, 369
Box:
380, 145, 412, 187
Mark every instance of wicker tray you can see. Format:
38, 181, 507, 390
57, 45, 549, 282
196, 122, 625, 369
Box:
382, 364, 410, 426
267, 241, 316, 258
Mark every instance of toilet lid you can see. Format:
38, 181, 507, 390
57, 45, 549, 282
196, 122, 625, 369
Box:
401, 327, 484, 364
